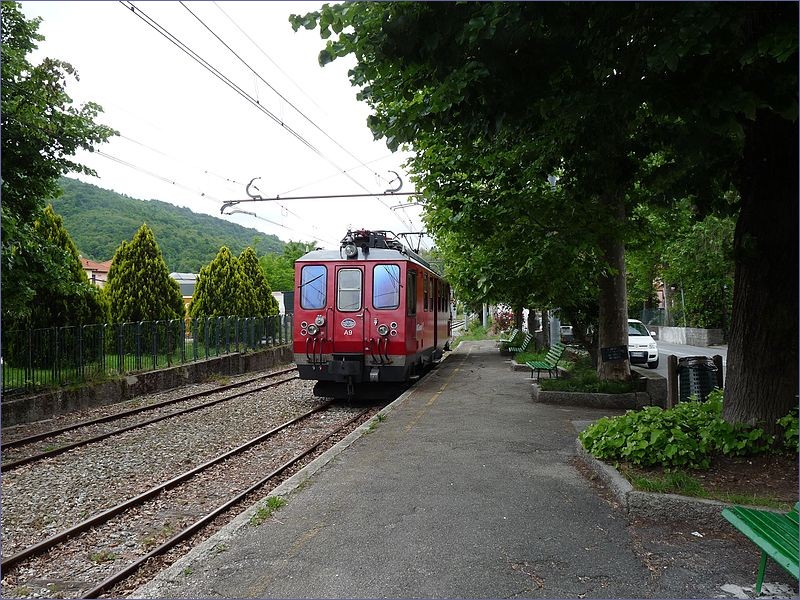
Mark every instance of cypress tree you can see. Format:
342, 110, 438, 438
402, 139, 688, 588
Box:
27, 204, 109, 328
239, 247, 279, 316
105, 224, 184, 323
189, 246, 258, 320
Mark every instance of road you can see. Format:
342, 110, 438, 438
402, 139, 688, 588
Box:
650, 340, 728, 381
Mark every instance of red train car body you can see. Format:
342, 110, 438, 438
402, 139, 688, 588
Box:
293, 230, 451, 399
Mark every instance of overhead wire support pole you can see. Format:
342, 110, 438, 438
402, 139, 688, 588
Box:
220, 191, 419, 214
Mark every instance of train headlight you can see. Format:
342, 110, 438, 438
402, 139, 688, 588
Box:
307, 323, 319, 335
315, 315, 326, 327
344, 243, 358, 258
377, 324, 389, 336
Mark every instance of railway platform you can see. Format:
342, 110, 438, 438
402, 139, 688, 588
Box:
134, 340, 795, 599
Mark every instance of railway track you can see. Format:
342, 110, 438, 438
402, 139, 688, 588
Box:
1, 368, 298, 470
1, 401, 375, 599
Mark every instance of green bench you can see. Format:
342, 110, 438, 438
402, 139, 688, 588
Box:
721, 502, 799, 596
508, 332, 534, 354
498, 328, 521, 345
525, 341, 566, 380
499, 330, 524, 352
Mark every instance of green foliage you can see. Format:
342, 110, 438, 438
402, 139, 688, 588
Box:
239, 247, 279, 316
661, 214, 735, 328
777, 409, 799, 452
105, 224, 185, 323
541, 354, 634, 394
1, 2, 116, 323
259, 240, 315, 292
52, 177, 287, 272
25, 205, 110, 328
189, 247, 257, 320
579, 391, 783, 470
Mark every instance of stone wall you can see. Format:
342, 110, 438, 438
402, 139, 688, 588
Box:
659, 326, 724, 347
1, 345, 294, 428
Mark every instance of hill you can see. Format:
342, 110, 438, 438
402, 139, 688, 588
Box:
50, 177, 285, 273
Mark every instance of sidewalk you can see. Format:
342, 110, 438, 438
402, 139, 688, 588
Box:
135, 340, 794, 599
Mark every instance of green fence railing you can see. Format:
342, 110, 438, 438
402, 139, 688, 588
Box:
1, 314, 293, 396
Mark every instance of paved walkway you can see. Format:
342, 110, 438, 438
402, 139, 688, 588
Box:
135, 340, 796, 599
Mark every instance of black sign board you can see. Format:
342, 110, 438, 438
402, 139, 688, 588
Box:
601, 345, 628, 362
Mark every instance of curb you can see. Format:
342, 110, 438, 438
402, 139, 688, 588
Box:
132, 352, 453, 598
574, 438, 741, 529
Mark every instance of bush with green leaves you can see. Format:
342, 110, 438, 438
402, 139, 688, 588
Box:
579, 390, 783, 469
777, 409, 798, 452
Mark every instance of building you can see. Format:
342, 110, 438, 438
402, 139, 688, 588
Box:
169, 273, 198, 310
80, 257, 112, 287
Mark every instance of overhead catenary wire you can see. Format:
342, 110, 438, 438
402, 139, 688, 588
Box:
177, 1, 415, 232
120, 0, 415, 233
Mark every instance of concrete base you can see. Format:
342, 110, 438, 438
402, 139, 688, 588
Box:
1, 345, 294, 427
530, 369, 666, 409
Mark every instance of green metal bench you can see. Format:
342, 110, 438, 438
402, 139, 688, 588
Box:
525, 341, 566, 380
721, 502, 799, 596
498, 328, 520, 345
498, 330, 524, 352
508, 332, 534, 354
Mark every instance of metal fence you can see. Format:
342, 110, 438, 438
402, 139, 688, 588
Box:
1, 314, 293, 396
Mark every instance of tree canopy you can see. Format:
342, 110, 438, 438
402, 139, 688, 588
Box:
1, 1, 116, 325
292, 2, 797, 429
104, 224, 185, 323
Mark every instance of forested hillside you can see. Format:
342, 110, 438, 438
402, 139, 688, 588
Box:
50, 177, 285, 272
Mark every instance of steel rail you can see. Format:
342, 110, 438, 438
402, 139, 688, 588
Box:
1, 375, 298, 471
1, 367, 297, 450
84, 408, 370, 598
0, 399, 333, 571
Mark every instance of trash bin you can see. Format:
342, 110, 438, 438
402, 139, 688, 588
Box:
677, 356, 719, 402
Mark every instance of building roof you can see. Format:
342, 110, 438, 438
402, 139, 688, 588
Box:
80, 257, 112, 272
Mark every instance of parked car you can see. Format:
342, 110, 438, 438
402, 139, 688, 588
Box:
560, 325, 574, 343
628, 318, 659, 369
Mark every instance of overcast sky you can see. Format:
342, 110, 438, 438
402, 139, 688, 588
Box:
20, 1, 427, 251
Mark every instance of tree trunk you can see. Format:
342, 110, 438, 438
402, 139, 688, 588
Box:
513, 303, 523, 330
724, 111, 798, 433
597, 193, 631, 381
541, 309, 550, 348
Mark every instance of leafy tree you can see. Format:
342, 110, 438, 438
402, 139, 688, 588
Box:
105, 224, 185, 323
292, 2, 797, 430
189, 246, 257, 320
1, 1, 116, 323
16, 205, 109, 329
259, 240, 316, 292
661, 214, 735, 330
239, 247, 279, 316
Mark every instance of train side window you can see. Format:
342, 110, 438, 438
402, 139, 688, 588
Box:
373, 264, 400, 310
300, 265, 326, 310
423, 274, 429, 311
337, 268, 362, 312
406, 270, 417, 316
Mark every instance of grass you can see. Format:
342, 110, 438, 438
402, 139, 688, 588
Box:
539, 353, 636, 394
89, 549, 119, 564
250, 496, 287, 526
622, 467, 794, 510
451, 324, 495, 349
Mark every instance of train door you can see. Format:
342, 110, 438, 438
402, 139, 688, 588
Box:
433, 277, 439, 348
405, 267, 418, 354
333, 265, 364, 351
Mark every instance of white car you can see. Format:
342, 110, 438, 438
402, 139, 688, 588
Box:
628, 318, 659, 369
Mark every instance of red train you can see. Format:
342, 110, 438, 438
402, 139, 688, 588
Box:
293, 229, 452, 399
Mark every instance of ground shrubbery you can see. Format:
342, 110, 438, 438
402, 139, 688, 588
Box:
579, 390, 799, 470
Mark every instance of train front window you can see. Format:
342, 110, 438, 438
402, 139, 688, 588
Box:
373, 265, 400, 309
337, 268, 362, 312
300, 265, 326, 310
